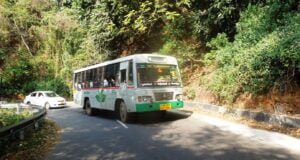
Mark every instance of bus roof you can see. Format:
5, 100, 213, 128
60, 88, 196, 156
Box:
73, 53, 178, 73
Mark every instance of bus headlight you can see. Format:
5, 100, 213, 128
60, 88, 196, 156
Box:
176, 94, 183, 101
137, 96, 153, 103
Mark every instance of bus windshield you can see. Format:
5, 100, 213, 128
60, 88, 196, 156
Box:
137, 63, 181, 87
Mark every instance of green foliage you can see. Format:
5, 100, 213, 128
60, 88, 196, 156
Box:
0, 109, 33, 127
160, 39, 200, 68
190, 0, 255, 43
203, 2, 300, 103
183, 88, 196, 100
38, 77, 71, 97
0, 0, 299, 105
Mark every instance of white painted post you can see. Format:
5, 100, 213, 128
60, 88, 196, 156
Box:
17, 103, 20, 114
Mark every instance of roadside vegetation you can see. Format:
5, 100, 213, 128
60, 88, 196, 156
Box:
0, 109, 32, 128
1, 119, 60, 160
0, 0, 299, 113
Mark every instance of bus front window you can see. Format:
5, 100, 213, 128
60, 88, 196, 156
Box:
137, 63, 181, 87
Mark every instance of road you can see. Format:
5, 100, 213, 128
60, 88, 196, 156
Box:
46, 103, 300, 160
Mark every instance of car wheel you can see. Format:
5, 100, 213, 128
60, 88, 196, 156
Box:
26, 101, 31, 105
45, 102, 50, 110
85, 99, 94, 116
119, 101, 132, 123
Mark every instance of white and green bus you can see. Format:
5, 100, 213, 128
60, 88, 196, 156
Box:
73, 54, 184, 122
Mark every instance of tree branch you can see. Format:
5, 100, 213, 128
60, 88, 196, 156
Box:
13, 19, 33, 56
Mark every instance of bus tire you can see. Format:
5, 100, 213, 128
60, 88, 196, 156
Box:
85, 99, 94, 116
119, 101, 131, 123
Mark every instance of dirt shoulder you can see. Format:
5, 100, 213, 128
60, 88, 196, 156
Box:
1, 119, 61, 160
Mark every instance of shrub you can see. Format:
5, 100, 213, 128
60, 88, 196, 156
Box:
184, 88, 196, 100
0, 109, 32, 128
203, 2, 300, 103
35, 77, 71, 97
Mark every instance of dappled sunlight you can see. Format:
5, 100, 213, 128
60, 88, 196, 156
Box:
192, 114, 300, 155
46, 106, 299, 160
151, 118, 295, 159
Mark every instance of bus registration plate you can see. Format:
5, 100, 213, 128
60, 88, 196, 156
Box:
160, 104, 171, 110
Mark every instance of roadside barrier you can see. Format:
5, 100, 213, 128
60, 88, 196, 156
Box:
185, 101, 300, 128
0, 104, 46, 156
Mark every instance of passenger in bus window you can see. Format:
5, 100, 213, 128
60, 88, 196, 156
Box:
115, 74, 120, 86
82, 82, 86, 89
104, 78, 109, 87
110, 77, 115, 87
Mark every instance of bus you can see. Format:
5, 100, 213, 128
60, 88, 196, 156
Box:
73, 54, 184, 122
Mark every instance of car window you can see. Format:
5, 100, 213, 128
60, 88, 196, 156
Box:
38, 93, 44, 97
45, 92, 58, 97
31, 92, 37, 97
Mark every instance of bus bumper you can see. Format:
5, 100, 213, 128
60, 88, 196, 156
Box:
135, 101, 184, 112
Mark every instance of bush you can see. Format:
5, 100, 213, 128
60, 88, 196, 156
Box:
22, 77, 71, 98
35, 77, 71, 97
0, 109, 32, 128
184, 88, 196, 100
203, 2, 300, 103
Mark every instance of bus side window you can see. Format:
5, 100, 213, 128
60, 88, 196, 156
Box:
99, 67, 104, 87
114, 63, 120, 86
104, 65, 110, 87
104, 63, 120, 87
82, 71, 86, 89
86, 70, 90, 88
93, 68, 100, 88
74, 73, 77, 89
128, 61, 133, 85
120, 69, 126, 83
77, 72, 82, 90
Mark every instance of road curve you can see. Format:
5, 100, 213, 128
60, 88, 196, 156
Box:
46, 103, 300, 160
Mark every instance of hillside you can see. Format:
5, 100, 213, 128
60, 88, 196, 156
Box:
0, 0, 299, 113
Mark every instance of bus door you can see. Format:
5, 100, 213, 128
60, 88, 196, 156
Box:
119, 61, 135, 111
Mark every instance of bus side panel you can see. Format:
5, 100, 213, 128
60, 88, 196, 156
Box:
87, 90, 104, 109
74, 89, 83, 107
101, 89, 117, 111
124, 90, 136, 112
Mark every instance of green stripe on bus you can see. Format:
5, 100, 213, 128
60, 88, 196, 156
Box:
135, 101, 184, 112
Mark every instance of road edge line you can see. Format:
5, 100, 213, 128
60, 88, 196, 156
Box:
116, 120, 128, 129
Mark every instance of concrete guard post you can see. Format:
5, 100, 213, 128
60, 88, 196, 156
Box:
185, 101, 300, 128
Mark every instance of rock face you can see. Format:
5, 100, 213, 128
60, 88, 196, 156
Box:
274, 103, 298, 115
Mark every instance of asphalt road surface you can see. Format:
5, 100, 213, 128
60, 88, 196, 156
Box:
46, 103, 300, 160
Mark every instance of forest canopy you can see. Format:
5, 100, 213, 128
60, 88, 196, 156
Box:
0, 0, 299, 104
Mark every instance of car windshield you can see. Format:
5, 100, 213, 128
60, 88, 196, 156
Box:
137, 63, 181, 87
45, 92, 58, 97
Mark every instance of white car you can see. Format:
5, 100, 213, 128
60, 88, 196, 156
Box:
24, 91, 66, 109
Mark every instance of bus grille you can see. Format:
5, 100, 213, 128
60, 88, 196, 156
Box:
154, 92, 173, 101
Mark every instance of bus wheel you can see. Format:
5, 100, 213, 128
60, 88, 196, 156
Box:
85, 99, 94, 116
119, 101, 131, 123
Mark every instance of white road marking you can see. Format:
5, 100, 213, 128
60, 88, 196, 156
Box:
116, 120, 128, 129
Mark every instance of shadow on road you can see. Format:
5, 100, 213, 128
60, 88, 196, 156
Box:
48, 106, 69, 110
86, 109, 193, 125
47, 107, 299, 160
